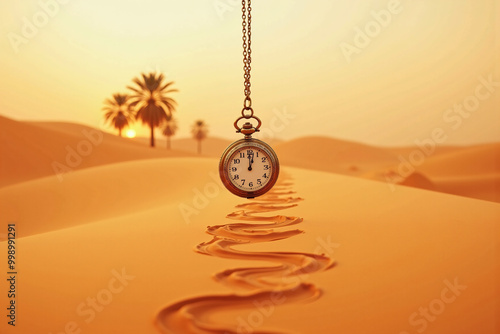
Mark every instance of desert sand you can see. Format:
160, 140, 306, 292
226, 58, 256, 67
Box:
0, 115, 195, 187
273, 136, 500, 203
0, 115, 499, 334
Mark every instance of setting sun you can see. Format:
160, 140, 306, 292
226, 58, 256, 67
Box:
125, 129, 136, 138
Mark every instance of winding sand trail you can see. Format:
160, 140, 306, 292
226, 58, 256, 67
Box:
155, 177, 336, 334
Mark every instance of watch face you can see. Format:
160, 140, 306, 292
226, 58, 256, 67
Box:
228, 146, 272, 192
219, 139, 279, 198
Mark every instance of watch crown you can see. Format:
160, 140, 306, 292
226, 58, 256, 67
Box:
240, 122, 258, 136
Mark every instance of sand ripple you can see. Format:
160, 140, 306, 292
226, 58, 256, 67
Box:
155, 177, 335, 333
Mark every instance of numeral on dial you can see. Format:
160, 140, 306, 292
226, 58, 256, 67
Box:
225, 145, 276, 194
220, 139, 279, 198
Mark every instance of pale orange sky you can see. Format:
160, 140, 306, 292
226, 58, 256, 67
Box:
0, 0, 498, 146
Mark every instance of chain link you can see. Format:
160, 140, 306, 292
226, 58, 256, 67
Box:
234, 0, 261, 134
242, 0, 252, 107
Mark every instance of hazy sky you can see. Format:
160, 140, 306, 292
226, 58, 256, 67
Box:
0, 0, 498, 146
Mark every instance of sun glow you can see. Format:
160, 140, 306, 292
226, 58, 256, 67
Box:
0, 1, 497, 145
125, 129, 136, 138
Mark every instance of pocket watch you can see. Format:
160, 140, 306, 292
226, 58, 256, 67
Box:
219, 121, 279, 199
219, 0, 279, 199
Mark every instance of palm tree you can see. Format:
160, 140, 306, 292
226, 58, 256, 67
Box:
102, 93, 133, 137
162, 117, 178, 150
127, 72, 178, 147
191, 120, 209, 154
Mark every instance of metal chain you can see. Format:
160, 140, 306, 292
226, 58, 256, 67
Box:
242, 0, 252, 111
234, 0, 261, 134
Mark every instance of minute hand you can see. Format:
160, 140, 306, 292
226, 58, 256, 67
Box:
248, 154, 253, 171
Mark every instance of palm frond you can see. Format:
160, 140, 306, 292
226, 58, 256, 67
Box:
126, 71, 178, 131
159, 81, 176, 92
101, 92, 134, 134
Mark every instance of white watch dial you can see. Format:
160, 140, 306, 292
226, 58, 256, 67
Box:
227, 147, 273, 192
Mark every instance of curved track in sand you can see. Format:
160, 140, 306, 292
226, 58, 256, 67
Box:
155, 178, 335, 334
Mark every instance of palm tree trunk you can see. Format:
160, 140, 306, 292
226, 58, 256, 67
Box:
197, 139, 201, 154
118, 128, 122, 137
167, 136, 171, 150
150, 125, 155, 147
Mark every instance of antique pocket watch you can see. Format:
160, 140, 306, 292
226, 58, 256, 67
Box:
219, 120, 279, 199
219, 0, 279, 199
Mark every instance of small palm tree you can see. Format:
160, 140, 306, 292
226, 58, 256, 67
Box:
162, 117, 178, 150
191, 120, 209, 154
102, 93, 133, 137
127, 72, 178, 147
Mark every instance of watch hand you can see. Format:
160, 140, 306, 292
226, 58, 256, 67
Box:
248, 154, 253, 171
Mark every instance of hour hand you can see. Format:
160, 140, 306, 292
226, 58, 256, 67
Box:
247, 153, 253, 171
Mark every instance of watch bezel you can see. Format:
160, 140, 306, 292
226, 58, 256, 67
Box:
219, 138, 280, 198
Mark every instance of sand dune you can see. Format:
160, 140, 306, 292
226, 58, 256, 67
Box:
274, 136, 399, 176
1, 157, 498, 334
429, 174, 500, 203
398, 171, 437, 191
133, 134, 281, 157
400, 143, 500, 202
0, 116, 194, 187
417, 143, 500, 176
385, 145, 466, 157
0, 114, 497, 334
0, 158, 217, 238
133, 136, 233, 157
156, 182, 334, 333
273, 135, 500, 202
2, 115, 497, 202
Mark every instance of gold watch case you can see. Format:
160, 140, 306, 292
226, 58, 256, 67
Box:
219, 138, 279, 198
